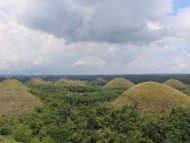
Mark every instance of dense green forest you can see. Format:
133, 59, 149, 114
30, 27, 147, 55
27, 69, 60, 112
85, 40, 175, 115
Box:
1, 82, 190, 143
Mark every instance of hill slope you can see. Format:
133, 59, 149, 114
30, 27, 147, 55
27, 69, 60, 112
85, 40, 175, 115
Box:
164, 79, 187, 88
29, 78, 52, 85
53, 79, 87, 87
113, 82, 190, 114
0, 79, 41, 117
104, 78, 135, 89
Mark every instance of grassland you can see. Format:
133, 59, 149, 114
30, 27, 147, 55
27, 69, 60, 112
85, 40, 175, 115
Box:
29, 78, 52, 85
113, 81, 190, 115
103, 78, 135, 89
1, 76, 190, 142
0, 79, 41, 117
163, 79, 187, 88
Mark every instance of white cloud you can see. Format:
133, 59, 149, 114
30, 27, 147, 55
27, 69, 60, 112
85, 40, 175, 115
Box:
72, 58, 106, 67
0, 7, 63, 73
146, 21, 162, 31
1, 0, 190, 74
21, 0, 172, 44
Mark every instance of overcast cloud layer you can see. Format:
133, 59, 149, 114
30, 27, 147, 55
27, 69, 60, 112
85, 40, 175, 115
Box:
0, 0, 190, 74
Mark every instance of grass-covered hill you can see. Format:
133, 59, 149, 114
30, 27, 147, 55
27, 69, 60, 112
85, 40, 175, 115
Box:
53, 78, 87, 87
29, 78, 52, 85
0, 79, 41, 117
103, 78, 135, 89
163, 79, 187, 88
113, 81, 190, 115
2, 79, 190, 142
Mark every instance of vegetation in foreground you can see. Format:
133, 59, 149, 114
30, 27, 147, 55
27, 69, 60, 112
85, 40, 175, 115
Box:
1, 81, 190, 142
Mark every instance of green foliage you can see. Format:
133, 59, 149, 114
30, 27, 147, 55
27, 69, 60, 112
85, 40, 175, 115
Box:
1, 83, 190, 142
12, 124, 32, 142
177, 87, 190, 95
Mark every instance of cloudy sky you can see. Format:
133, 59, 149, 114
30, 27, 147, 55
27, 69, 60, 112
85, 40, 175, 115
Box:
0, 0, 190, 74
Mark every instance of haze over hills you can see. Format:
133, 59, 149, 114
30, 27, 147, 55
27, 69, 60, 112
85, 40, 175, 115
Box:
2, 74, 190, 85
113, 82, 190, 115
0, 79, 41, 117
104, 78, 135, 89
94, 77, 107, 85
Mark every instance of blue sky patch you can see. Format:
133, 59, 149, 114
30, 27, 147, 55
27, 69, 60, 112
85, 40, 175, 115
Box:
171, 0, 190, 15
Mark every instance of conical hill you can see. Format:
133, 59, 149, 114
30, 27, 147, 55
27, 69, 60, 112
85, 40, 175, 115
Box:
53, 78, 87, 87
164, 79, 187, 88
0, 79, 41, 117
113, 82, 190, 114
103, 78, 135, 89
29, 78, 52, 85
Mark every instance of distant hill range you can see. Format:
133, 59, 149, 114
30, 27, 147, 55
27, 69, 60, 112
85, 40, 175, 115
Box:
1, 74, 190, 84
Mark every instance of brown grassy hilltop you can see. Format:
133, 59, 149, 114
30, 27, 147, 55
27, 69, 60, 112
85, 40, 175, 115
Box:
103, 78, 135, 89
29, 78, 52, 85
0, 79, 41, 117
163, 79, 187, 88
113, 82, 190, 115
53, 78, 87, 87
